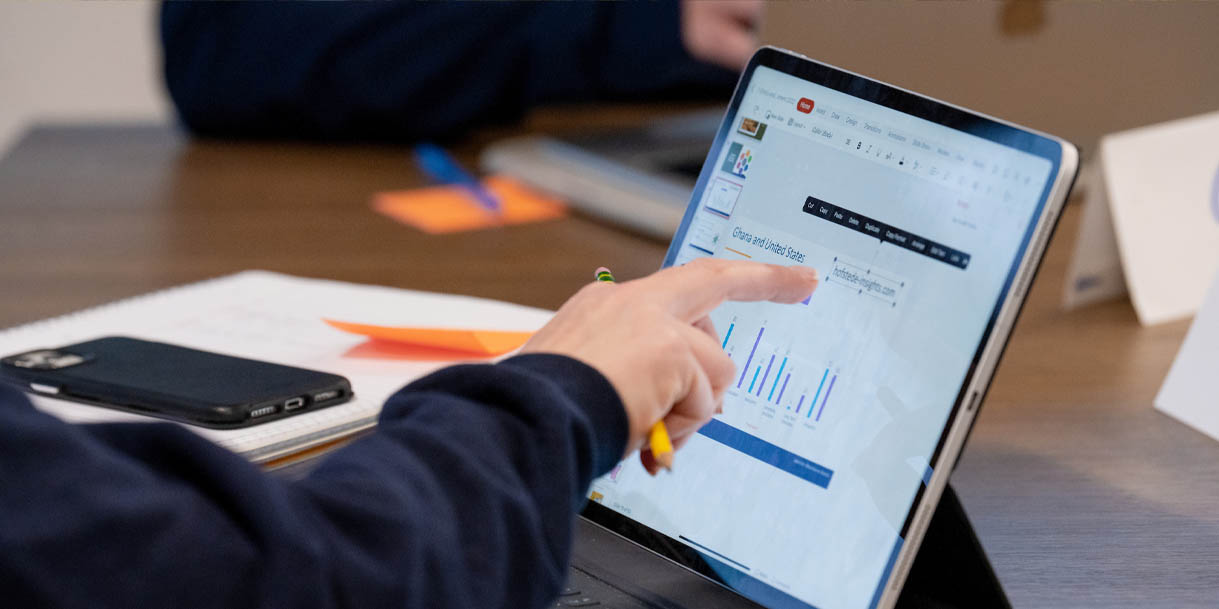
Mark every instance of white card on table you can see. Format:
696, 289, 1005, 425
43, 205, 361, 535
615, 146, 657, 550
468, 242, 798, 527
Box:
1063, 160, 1127, 309
1157, 266, 1219, 441
1102, 111, 1219, 325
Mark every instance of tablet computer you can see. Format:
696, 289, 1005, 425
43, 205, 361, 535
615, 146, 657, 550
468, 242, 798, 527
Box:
581, 47, 1077, 609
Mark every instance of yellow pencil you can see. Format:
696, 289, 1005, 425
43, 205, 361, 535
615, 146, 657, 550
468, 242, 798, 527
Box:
647, 420, 674, 471
594, 267, 675, 471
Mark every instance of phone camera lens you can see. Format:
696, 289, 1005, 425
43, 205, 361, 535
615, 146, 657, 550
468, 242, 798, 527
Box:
9, 350, 86, 369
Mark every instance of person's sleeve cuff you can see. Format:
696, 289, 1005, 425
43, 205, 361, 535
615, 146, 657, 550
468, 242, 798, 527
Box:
498, 353, 629, 478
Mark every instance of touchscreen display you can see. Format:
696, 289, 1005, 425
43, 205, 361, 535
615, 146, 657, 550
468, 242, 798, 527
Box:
586, 62, 1057, 609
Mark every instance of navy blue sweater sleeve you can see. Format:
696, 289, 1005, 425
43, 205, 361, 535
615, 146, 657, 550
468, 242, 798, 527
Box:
160, 1, 735, 141
0, 353, 628, 608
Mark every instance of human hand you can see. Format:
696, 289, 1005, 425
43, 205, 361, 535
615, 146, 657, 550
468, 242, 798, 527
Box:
681, 0, 763, 72
520, 259, 818, 474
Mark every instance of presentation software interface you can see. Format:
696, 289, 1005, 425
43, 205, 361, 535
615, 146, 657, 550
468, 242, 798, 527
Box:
587, 66, 1052, 609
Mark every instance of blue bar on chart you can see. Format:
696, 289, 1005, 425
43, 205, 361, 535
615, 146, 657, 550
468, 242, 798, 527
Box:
777, 373, 791, 404
698, 419, 834, 488
807, 369, 829, 418
815, 375, 838, 421
795, 394, 806, 414
757, 355, 775, 397
737, 327, 764, 388
768, 357, 788, 401
721, 323, 735, 349
749, 366, 762, 393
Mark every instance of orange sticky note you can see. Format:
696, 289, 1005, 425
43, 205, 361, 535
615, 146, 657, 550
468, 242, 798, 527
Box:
324, 319, 534, 356
373, 174, 567, 234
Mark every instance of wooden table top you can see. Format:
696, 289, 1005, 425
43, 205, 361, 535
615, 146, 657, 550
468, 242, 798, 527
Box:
1, 121, 1215, 608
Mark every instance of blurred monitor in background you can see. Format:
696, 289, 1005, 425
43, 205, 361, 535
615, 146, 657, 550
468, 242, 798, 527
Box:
159, 1, 760, 142
761, 1, 1219, 156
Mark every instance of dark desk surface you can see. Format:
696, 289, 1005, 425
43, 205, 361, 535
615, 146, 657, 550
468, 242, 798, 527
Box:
2, 123, 1216, 608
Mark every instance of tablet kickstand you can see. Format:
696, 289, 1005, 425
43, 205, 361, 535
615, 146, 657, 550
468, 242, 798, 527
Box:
895, 483, 1010, 609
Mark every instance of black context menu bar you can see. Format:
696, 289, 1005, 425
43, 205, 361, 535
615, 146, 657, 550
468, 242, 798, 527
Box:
801, 196, 971, 270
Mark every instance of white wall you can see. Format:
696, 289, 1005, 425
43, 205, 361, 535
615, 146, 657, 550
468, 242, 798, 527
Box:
0, 1, 169, 156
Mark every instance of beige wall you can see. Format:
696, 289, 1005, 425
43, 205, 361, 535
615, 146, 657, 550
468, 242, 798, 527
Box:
762, 2, 1219, 156
0, 1, 169, 156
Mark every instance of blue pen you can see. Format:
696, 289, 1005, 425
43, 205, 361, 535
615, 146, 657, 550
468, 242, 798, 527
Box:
413, 143, 501, 214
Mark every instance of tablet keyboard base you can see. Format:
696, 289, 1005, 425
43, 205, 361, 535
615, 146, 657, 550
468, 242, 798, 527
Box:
570, 483, 1009, 609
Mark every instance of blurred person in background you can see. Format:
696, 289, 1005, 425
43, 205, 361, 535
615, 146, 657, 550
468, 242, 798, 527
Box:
161, 1, 760, 142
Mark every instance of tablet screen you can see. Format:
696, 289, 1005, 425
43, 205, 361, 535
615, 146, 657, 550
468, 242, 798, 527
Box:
584, 51, 1065, 609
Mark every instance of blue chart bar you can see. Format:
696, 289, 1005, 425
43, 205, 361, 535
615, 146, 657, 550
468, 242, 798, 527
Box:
795, 394, 806, 413
737, 327, 764, 388
757, 355, 775, 396
815, 375, 837, 421
722, 323, 735, 349
749, 366, 761, 393
777, 373, 791, 404
698, 419, 834, 489
768, 357, 788, 401
807, 369, 829, 419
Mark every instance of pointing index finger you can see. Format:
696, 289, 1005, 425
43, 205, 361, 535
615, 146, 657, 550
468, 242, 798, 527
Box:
649, 258, 819, 321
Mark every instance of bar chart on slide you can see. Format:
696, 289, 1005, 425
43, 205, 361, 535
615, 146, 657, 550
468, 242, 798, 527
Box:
721, 318, 844, 424
695, 228, 910, 488
698, 311, 849, 489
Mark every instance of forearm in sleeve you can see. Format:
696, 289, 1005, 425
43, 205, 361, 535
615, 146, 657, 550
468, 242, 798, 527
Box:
0, 354, 627, 608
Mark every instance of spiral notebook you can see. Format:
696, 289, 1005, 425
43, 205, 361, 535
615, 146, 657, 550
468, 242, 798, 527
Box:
0, 271, 553, 463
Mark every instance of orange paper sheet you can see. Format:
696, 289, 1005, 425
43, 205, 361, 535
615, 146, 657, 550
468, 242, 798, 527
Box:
373, 174, 567, 234
324, 318, 534, 356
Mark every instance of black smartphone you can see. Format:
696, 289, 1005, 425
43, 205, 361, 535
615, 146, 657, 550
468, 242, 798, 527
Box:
0, 336, 353, 429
